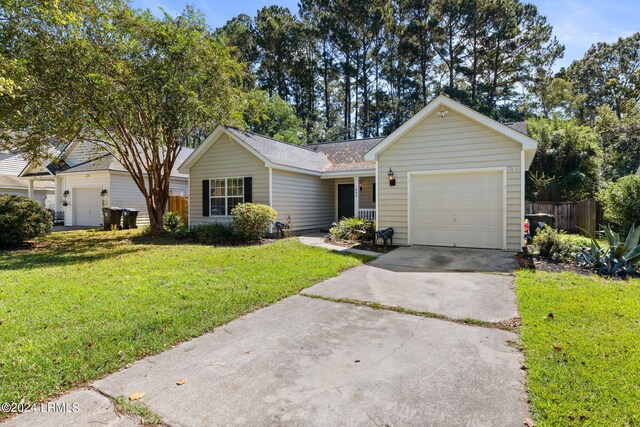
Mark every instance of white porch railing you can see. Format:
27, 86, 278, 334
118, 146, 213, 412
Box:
358, 209, 376, 221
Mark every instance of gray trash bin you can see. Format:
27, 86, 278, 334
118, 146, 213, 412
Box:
102, 207, 123, 230
525, 213, 555, 238
122, 208, 139, 229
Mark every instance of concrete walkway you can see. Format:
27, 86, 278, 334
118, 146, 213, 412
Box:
5, 246, 527, 427
298, 233, 381, 257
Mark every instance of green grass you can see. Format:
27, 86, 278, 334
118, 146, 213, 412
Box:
517, 270, 640, 426
114, 396, 164, 426
0, 230, 369, 411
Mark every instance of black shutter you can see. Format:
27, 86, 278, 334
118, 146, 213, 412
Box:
244, 177, 252, 203
202, 180, 210, 216
373, 183, 376, 203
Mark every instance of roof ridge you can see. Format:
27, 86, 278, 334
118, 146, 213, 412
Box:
226, 127, 321, 154
306, 136, 385, 146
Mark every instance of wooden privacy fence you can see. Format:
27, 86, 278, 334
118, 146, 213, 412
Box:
168, 195, 189, 224
525, 199, 601, 235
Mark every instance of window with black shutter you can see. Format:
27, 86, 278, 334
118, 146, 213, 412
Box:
206, 176, 251, 216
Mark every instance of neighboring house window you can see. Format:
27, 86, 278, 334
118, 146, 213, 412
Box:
210, 177, 244, 216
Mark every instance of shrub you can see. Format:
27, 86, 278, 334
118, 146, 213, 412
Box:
576, 224, 640, 277
598, 175, 640, 233
190, 223, 235, 245
329, 217, 375, 242
163, 211, 183, 233
231, 203, 277, 242
0, 195, 52, 248
532, 226, 572, 261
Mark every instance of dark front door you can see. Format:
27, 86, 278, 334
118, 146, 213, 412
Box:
338, 184, 355, 219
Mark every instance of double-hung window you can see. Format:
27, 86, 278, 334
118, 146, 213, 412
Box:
210, 177, 244, 216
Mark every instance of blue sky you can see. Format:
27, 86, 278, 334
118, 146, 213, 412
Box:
131, 0, 639, 69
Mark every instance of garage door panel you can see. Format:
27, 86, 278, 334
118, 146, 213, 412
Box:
74, 188, 102, 226
410, 171, 503, 249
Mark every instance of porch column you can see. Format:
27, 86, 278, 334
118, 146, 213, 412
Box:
54, 177, 63, 212
354, 176, 360, 218
27, 179, 34, 199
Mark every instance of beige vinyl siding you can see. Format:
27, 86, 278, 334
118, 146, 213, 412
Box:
272, 169, 334, 231
188, 134, 269, 225
169, 179, 188, 196
358, 177, 375, 210
108, 173, 188, 225
377, 110, 522, 250
0, 187, 50, 204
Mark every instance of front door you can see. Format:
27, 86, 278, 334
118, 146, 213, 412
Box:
337, 184, 355, 219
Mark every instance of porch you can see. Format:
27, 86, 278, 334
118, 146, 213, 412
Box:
331, 175, 376, 221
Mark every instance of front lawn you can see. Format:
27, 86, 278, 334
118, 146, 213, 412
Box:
0, 230, 369, 411
517, 270, 640, 426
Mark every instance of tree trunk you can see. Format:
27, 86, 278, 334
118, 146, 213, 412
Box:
344, 52, 351, 139
323, 39, 332, 129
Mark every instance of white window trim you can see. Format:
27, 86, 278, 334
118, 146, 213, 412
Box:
209, 176, 245, 217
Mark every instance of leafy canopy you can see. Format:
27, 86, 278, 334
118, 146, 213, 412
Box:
526, 118, 601, 202
1, 1, 246, 233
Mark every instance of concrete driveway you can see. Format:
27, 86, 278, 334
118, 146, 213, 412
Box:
6, 246, 527, 427
302, 246, 521, 322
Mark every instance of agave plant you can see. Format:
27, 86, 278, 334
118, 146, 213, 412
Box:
575, 224, 640, 277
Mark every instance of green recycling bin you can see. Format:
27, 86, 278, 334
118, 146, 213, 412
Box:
122, 208, 139, 229
102, 207, 123, 230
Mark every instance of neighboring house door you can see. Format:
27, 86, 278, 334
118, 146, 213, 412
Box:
410, 170, 504, 249
74, 188, 102, 226
337, 184, 355, 219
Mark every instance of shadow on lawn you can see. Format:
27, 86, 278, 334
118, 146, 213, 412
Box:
0, 231, 147, 271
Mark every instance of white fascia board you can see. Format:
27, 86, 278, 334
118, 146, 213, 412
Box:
320, 169, 376, 179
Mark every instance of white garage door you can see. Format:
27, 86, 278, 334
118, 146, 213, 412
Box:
74, 188, 102, 226
410, 170, 504, 249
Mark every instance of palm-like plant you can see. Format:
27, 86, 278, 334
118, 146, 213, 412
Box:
576, 225, 640, 277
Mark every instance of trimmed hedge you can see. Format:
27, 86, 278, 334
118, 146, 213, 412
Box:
190, 223, 236, 245
231, 203, 277, 242
0, 195, 52, 248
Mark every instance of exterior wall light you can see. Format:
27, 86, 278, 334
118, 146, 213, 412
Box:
101, 189, 108, 196
388, 168, 396, 187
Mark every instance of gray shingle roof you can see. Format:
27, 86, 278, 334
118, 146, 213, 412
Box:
0, 174, 54, 190
226, 128, 331, 172
305, 138, 382, 172
224, 120, 528, 175
505, 121, 528, 135
59, 148, 194, 178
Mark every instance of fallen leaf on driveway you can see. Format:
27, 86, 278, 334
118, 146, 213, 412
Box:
523, 417, 535, 426
129, 391, 145, 401
176, 379, 186, 385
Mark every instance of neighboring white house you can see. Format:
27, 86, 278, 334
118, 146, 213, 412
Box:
19, 141, 192, 227
179, 95, 538, 251
0, 151, 55, 205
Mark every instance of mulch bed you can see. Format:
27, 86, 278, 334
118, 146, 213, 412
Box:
324, 236, 397, 254
351, 242, 398, 254
517, 248, 593, 276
